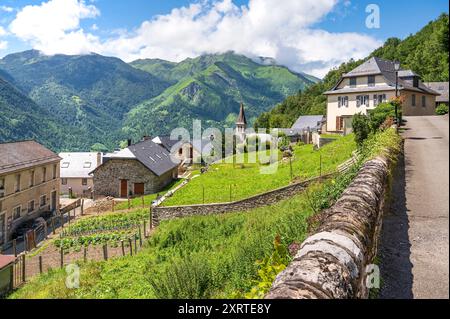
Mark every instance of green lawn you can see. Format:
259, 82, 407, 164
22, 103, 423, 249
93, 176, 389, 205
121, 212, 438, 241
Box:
163, 134, 356, 206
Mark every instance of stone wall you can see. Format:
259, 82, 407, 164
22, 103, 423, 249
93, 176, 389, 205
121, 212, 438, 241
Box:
152, 174, 334, 226
265, 156, 392, 299
93, 159, 176, 198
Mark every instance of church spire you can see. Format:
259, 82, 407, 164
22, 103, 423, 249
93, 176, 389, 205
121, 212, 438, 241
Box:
236, 102, 247, 126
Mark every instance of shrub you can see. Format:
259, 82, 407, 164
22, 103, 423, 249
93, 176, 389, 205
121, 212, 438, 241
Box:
352, 113, 371, 147
436, 103, 449, 115
368, 102, 398, 130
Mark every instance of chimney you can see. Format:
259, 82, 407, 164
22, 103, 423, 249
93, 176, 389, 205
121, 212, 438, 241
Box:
96, 152, 102, 167
142, 135, 151, 141
127, 139, 132, 147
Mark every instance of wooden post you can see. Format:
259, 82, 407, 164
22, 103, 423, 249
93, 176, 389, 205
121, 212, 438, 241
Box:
149, 206, 153, 230
121, 240, 125, 256
21, 254, 26, 283
60, 247, 64, 269
143, 220, 147, 238
112, 200, 115, 212
51, 217, 55, 235
129, 238, 133, 256
128, 197, 131, 210
39, 256, 43, 274
103, 244, 108, 261
83, 246, 87, 263
142, 196, 145, 208
13, 239, 17, 257
33, 229, 37, 249
139, 227, 143, 247
81, 199, 84, 216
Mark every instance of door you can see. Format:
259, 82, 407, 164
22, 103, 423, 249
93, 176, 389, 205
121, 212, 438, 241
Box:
134, 183, 145, 196
120, 180, 128, 198
51, 191, 57, 212
0, 213, 5, 246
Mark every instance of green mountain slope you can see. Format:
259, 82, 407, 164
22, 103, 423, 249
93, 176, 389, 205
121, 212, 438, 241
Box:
125, 52, 315, 138
0, 50, 172, 149
0, 73, 82, 151
255, 13, 449, 129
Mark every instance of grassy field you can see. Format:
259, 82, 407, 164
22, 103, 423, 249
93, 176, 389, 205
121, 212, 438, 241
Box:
163, 134, 356, 206
10, 181, 329, 299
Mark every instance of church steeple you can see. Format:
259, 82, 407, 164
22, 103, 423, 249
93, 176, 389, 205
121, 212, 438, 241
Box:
236, 102, 247, 142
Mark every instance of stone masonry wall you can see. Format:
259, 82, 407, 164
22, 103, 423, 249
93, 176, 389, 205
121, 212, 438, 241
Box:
152, 174, 335, 226
265, 156, 392, 299
93, 159, 176, 198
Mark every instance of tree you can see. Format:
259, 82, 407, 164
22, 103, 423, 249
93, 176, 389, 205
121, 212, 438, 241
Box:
352, 113, 371, 147
91, 143, 109, 153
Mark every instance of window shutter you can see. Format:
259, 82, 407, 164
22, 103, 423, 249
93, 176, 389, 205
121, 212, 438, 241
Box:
356, 96, 360, 107
336, 117, 340, 131
338, 96, 341, 107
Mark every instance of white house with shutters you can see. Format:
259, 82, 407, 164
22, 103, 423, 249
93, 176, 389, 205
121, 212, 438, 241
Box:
324, 57, 440, 134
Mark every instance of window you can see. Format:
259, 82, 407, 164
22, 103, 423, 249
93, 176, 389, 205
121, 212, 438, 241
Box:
30, 170, 35, 187
357, 95, 370, 107
373, 94, 387, 107
338, 96, 349, 108
368, 75, 375, 87
28, 200, 35, 214
13, 206, 21, 220
40, 195, 46, 207
412, 94, 416, 107
422, 96, 426, 107
15, 174, 21, 193
42, 167, 47, 183
53, 164, 57, 179
82, 178, 88, 186
61, 178, 68, 185
61, 162, 70, 169
349, 77, 357, 88
0, 178, 4, 198
83, 162, 92, 169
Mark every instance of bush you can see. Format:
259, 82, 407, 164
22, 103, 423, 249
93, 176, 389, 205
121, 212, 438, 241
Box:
368, 102, 398, 130
352, 113, 371, 147
436, 104, 449, 115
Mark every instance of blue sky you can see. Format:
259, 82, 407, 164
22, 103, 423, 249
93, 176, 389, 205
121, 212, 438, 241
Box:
0, 0, 448, 76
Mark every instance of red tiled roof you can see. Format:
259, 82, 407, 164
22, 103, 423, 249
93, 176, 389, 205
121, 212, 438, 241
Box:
0, 255, 16, 269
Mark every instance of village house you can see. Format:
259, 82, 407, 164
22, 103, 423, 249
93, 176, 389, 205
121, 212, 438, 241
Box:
0, 141, 60, 248
91, 139, 179, 198
324, 57, 440, 133
59, 152, 102, 197
424, 82, 449, 107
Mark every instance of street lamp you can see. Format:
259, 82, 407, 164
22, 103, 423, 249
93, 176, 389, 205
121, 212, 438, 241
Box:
394, 61, 401, 125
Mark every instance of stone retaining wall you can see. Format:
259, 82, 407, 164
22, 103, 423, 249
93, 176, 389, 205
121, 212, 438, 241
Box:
265, 156, 392, 299
152, 174, 335, 226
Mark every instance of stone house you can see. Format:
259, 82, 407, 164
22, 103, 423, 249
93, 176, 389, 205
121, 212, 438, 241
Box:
0, 141, 60, 248
423, 82, 449, 107
91, 139, 179, 198
325, 57, 440, 133
59, 152, 102, 197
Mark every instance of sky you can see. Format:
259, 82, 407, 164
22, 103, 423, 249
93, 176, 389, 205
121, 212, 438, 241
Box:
0, 0, 448, 77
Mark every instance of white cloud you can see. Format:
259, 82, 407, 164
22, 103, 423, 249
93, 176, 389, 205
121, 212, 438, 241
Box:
1, 6, 14, 13
0, 26, 7, 36
0, 41, 7, 50
8, 0, 382, 77
9, 0, 100, 55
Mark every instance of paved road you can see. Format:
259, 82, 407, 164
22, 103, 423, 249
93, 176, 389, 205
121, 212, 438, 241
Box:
380, 115, 449, 299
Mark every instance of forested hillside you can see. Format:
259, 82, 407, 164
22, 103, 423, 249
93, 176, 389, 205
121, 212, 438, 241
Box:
254, 13, 449, 129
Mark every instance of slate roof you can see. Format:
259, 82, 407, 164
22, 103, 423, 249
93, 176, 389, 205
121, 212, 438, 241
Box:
325, 57, 440, 96
59, 152, 101, 178
0, 140, 60, 176
93, 140, 179, 177
424, 82, 449, 103
236, 102, 247, 125
152, 136, 186, 152
291, 115, 325, 131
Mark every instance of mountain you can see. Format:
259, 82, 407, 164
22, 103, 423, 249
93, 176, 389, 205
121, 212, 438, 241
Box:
125, 52, 316, 139
0, 50, 316, 150
0, 72, 83, 151
0, 50, 171, 149
255, 13, 449, 129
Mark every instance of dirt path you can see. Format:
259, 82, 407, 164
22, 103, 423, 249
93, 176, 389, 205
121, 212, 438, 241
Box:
380, 115, 449, 299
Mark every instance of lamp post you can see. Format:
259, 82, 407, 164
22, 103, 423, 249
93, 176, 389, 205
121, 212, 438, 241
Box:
394, 61, 401, 125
